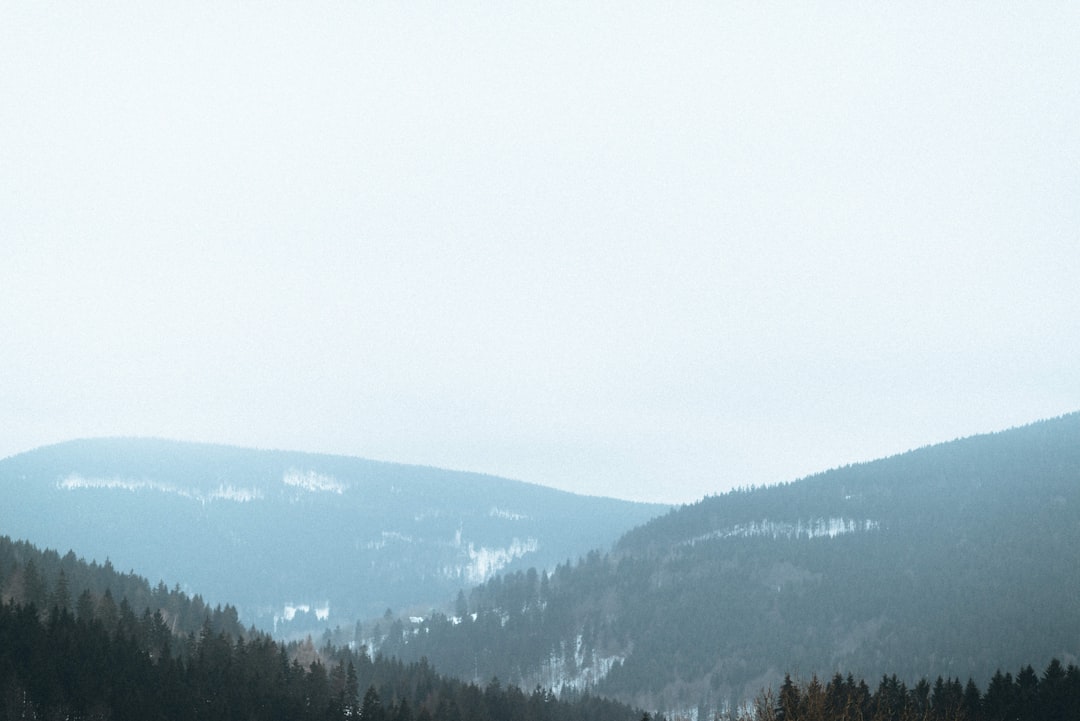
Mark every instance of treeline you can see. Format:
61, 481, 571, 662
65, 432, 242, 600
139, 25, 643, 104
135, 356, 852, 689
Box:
0, 536, 646, 721
754, 662, 1080, 721
0, 597, 643, 721
0, 536, 246, 642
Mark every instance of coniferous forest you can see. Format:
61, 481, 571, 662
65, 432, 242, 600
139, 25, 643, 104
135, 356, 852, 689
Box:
382, 415, 1080, 711
0, 535, 641, 721
3, 416, 1080, 719
0, 598, 643, 721
3, 575, 1079, 721
757, 664, 1080, 721
4, 532, 1080, 720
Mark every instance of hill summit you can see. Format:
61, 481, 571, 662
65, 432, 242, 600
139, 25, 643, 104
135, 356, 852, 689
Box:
381, 413, 1080, 713
0, 438, 667, 634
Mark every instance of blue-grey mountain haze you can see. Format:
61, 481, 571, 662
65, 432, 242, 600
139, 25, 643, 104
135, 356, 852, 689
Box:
0, 437, 668, 629
2, 2, 1079, 503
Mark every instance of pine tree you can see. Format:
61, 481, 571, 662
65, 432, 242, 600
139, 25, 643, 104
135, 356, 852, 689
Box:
961, 678, 981, 719
96, 588, 119, 631
346, 660, 360, 717
75, 589, 95, 622
777, 674, 799, 721
23, 559, 47, 609
361, 685, 386, 721
984, 670, 1015, 721
49, 569, 71, 611
1016, 664, 1039, 721
1038, 659, 1067, 720
394, 696, 415, 721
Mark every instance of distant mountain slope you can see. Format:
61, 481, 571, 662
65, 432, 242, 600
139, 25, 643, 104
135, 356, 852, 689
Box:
0, 438, 667, 634
0, 535, 649, 721
383, 413, 1080, 713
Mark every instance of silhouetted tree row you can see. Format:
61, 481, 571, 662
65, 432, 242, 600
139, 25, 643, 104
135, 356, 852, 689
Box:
0, 535, 247, 643
0, 592, 646, 721
753, 662, 1080, 721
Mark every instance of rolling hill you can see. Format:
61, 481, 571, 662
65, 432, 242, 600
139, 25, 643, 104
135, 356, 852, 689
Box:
0, 438, 667, 635
381, 413, 1080, 714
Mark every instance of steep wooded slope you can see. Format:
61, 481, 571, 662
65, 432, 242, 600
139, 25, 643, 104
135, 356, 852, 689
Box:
384, 414, 1080, 713
0, 535, 646, 721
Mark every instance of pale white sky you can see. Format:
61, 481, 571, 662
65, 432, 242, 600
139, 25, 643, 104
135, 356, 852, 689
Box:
2, 2, 1078, 504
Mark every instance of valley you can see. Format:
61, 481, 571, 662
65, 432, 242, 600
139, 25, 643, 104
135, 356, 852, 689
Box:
3, 415, 1080, 717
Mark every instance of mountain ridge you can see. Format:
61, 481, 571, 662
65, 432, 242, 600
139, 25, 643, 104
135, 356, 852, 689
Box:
380, 412, 1080, 713
9, 436, 617, 500
1, 437, 668, 634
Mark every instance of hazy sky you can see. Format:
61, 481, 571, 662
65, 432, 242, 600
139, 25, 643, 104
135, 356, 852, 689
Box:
2, 2, 1078, 504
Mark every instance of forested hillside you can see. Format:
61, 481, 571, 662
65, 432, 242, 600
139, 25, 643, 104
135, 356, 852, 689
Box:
3, 534, 1079, 721
0, 535, 646, 721
382, 414, 1080, 713
0, 535, 247, 643
0, 438, 666, 634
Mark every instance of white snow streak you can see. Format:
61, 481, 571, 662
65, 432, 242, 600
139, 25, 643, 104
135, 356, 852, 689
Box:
58, 474, 261, 503
442, 538, 540, 584
282, 469, 346, 494
273, 602, 330, 631
686, 517, 879, 545
282, 603, 309, 621
209, 484, 263, 502
489, 507, 528, 521
535, 634, 624, 692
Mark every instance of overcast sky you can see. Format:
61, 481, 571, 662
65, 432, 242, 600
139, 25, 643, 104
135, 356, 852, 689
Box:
2, 2, 1078, 504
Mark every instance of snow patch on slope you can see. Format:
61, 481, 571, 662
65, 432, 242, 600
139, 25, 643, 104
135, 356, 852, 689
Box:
443, 537, 540, 584
282, 603, 310, 621
274, 602, 331, 633
283, 469, 346, 494
58, 474, 262, 503
535, 634, 624, 692
489, 507, 528, 521
210, 484, 263, 502
60, 474, 181, 495
686, 517, 879, 545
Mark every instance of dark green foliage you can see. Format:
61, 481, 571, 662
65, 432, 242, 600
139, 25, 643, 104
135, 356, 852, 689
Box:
752, 662, 1080, 721
0, 538, 649, 721
0, 536, 247, 643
